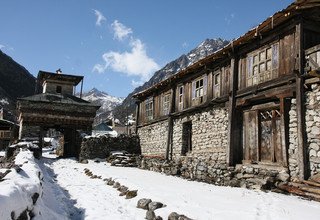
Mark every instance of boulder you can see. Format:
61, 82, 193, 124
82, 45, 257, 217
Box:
137, 198, 152, 210
148, 201, 164, 211
125, 190, 138, 199
145, 210, 156, 220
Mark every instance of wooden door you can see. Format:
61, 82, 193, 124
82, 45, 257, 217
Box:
259, 109, 283, 163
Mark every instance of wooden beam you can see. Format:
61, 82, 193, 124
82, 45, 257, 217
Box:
166, 87, 176, 161
295, 21, 309, 180
227, 56, 238, 166
135, 101, 140, 134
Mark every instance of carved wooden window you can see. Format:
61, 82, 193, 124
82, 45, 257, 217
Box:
162, 93, 170, 115
247, 43, 279, 87
145, 97, 153, 120
213, 71, 221, 98
178, 86, 184, 111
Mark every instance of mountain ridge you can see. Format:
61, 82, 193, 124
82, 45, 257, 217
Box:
0, 50, 36, 114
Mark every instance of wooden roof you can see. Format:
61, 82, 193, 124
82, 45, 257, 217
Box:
38, 70, 83, 85
133, 0, 320, 100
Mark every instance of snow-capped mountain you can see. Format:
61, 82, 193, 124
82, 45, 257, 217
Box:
81, 88, 124, 114
113, 38, 229, 121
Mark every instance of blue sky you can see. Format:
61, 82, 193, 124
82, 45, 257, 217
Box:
0, 0, 293, 98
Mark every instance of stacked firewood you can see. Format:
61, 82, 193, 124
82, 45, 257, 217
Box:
277, 174, 320, 201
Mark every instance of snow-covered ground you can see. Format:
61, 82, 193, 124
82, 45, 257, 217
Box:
2, 149, 320, 220
41, 151, 320, 220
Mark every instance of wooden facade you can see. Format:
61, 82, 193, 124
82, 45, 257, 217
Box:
134, 1, 320, 181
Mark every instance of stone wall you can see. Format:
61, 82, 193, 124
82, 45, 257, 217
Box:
306, 83, 320, 176
172, 107, 228, 160
288, 98, 299, 180
137, 120, 168, 157
19, 125, 40, 139
79, 134, 141, 160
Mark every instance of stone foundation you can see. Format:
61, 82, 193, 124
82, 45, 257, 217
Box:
140, 156, 289, 189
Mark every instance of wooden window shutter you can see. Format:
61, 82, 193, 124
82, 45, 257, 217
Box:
272, 43, 279, 69
192, 81, 196, 99
203, 75, 208, 96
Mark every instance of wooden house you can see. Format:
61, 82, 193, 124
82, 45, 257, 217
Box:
133, 0, 320, 184
17, 70, 100, 157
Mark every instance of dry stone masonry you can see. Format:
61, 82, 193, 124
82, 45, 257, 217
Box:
138, 120, 168, 156
306, 84, 320, 176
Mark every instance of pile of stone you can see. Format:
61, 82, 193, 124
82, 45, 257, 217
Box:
107, 151, 140, 167
83, 168, 138, 199
136, 198, 192, 220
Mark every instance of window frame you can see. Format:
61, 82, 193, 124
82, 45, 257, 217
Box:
178, 85, 184, 111
162, 93, 170, 115
195, 78, 204, 98
145, 97, 154, 121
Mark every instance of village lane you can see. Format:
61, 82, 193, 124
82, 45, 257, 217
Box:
38, 151, 320, 220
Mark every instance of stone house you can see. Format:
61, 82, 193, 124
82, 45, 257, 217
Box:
133, 1, 320, 186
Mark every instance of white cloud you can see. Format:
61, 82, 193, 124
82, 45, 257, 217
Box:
93, 9, 106, 26
93, 38, 159, 83
182, 42, 188, 49
0, 44, 4, 50
225, 13, 235, 25
111, 20, 133, 41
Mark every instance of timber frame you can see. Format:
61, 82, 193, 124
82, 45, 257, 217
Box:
134, 1, 320, 181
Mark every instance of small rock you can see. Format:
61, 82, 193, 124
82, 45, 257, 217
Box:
107, 180, 115, 186
155, 216, 163, 220
113, 182, 121, 188
118, 185, 128, 193
145, 210, 156, 220
80, 159, 88, 164
125, 190, 138, 199
148, 201, 164, 211
32, 193, 39, 205
137, 198, 152, 210
277, 171, 290, 182
168, 212, 180, 220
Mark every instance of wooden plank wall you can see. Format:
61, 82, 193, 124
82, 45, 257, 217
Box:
279, 32, 296, 76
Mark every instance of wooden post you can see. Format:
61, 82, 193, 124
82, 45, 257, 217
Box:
227, 56, 238, 166
166, 86, 176, 161
135, 101, 140, 134
80, 78, 84, 99
296, 21, 308, 180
